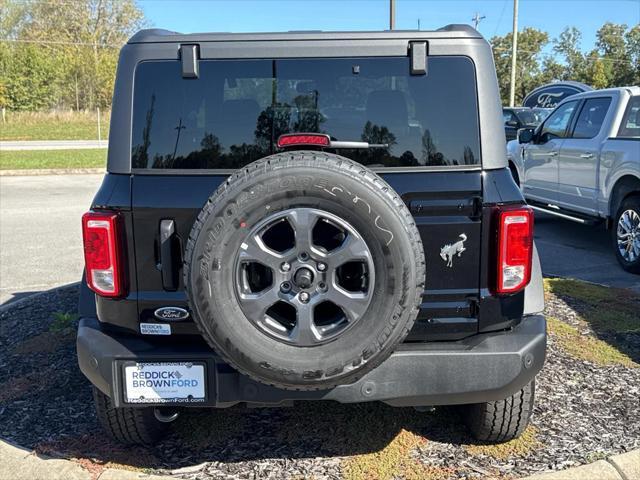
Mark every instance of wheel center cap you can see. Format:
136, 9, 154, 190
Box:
293, 267, 314, 288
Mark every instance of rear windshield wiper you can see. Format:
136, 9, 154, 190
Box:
277, 133, 389, 150
329, 141, 389, 149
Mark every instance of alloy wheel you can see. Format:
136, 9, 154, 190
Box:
234, 208, 374, 346
617, 208, 640, 263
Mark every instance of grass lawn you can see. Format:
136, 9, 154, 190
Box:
0, 149, 106, 170
1, 110, 110, 141
544, 278, 639, 368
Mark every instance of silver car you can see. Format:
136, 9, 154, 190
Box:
507, 87, 640, 273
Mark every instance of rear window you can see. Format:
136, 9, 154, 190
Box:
131, 56, 480, 169
618, 96, 640, 138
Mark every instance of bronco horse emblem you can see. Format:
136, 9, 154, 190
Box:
440, 234, 467, 268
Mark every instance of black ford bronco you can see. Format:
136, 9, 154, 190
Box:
78, 25, 546, 446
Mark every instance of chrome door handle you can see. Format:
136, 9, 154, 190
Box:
549, 151, 558, 157
580, 153, 594, 159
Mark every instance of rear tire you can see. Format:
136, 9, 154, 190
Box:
92, 387, 175, 445
612, 195, 640, 274
463, 379, 535, 443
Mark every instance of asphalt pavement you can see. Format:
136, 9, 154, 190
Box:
1, 174, 639, 306
0, 174, 102, 305
534, 212, 640, 292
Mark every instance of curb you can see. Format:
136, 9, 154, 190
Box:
0, 439, 168, 480
0, 168, 104, 176
520, 450, 640, 480
1, 435, 638, 480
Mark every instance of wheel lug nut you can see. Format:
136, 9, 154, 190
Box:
317, 262, 327, 271
299, 292, 310, 303
281, 262, 291, 272
280, 282, 291, 293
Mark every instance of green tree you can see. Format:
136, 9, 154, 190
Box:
3, 43, 58, 110
491, 23, 639, 105
1, 0, 144, 110
626, 24, 640, 84
538, 56, 565, 84
490, 27, 549, 105
553, 27, 587, 82
596, 22, 633, 86
584, 51, 609, 89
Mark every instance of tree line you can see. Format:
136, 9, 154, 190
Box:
0, 0, 144, 111
0, 0, 638, 111
491, 23, 640, 105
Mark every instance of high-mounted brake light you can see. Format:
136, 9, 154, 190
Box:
82, 211, 124, 297
277, 133, 331, 148
494, 206, 534, 294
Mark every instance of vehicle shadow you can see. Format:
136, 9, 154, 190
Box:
35, 403, 474, 472
0, 283, 478, 473
0, 282, 81, 310
0, 290, 43, 309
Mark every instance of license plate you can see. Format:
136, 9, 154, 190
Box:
123, 362, 206, 404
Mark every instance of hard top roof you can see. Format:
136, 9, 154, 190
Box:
128, 24, 482, 44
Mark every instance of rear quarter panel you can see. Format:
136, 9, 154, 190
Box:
600, 139, 640, 217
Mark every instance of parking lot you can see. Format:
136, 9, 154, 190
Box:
1, 174, 638, 307
0, 174, 102, 305
535, 212, 640, 292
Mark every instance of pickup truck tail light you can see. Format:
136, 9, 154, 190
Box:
82, 211, 124, 297
494, 206, 534, 294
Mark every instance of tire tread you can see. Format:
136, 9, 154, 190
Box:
183, 152, 426, 390
92, 387, 167, 445
465, 380, 535, 442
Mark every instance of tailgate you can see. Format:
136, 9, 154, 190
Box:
131, 169, 483, 341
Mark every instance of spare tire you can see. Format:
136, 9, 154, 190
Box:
184, 152, 425, 390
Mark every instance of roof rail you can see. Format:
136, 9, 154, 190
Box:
128, 29, 180, 43
437, 24, 479, 35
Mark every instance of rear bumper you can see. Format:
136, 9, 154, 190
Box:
77, 315, 546, 408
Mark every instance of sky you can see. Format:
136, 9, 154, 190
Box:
139, 0, 640, 54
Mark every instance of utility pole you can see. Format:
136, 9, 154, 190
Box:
471, 12, 485, 30
172, 118, 186, 159
390, 0, 396, 30
509, 0, 519, 107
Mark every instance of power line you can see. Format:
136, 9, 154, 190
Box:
492, 45, 634, 65
0, 38, 122, 47
492, 0, 509, 38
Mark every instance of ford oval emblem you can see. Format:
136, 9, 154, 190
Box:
154, 307, 189, 321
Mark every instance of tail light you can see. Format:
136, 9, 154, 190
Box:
494, 206, 534, 294
82, 211, 124, 297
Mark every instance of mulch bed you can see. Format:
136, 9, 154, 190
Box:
0, 284, 638, 479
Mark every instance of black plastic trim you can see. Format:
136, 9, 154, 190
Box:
77, 315, 546, 408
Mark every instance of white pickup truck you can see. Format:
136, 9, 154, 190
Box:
508, 87, 640, 273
